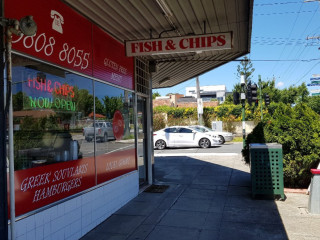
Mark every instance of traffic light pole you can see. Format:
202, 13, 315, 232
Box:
242, 100, 246, 148
240, 75, 246, 149
259, 75, 263, 120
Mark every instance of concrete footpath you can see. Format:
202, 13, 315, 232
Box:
81, 150, 320, 240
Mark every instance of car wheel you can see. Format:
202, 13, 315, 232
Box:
155, 140, 166, 150
86, 137, 92, 142
219, 135, 225, 144
199, 138, 211, 148
103, 133, 108, 142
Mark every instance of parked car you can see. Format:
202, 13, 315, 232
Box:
189, 125, 234, 144
153, 126, 221, 150
83, 121, 114, 142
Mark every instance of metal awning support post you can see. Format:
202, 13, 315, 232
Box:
5, 25, 16, 240
0, 8, 8, 240
1, 16, 37, 240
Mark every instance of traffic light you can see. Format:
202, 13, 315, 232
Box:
264, 94, 270, 106
251, 84, 258, 103
246, 82, 252, 105
233, 92, 240, 105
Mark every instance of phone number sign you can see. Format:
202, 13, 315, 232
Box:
5, 0, 93, 76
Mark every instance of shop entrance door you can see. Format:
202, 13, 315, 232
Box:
137, 96, 148, 185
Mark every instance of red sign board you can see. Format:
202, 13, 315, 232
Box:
96, 148, 137, 184
5, 0, 93, 76
11, 158, 95, 217
5, 0, 134, 90
125, 32, 232, 56
93, 25, 134, 90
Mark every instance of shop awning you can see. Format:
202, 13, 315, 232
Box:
63, 0, 253, 89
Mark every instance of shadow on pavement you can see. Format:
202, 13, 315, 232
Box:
82, 155, 289, 240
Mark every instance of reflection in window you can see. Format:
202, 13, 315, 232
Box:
12, 55, 94, 170
94, 81, 135, 156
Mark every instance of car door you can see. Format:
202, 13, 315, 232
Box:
106, 122, 114, 138
175, 127, 196, 147
164, 127, 178, 147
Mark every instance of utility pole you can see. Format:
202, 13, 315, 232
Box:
259, 75, 263, 120
240, 75, 246, 149
196, 76, 203, 125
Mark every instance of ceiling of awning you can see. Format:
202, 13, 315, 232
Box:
63, 0, 253, 89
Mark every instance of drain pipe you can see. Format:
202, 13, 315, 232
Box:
6, 27, 16, 240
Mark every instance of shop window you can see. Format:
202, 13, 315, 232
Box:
94, 81, 136, 184
11, 55, 94, 170
10, 55, 137, 216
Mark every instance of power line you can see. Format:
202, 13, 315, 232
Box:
294, 61, 320, 85
157, 58, 320, 63
270, 1, 304, 77
279, 3, 319, 83
254, 1, 304, 6
254, 10, 317, 16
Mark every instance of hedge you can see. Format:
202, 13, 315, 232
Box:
242, 102, 320, 188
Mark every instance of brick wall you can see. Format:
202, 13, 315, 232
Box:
153, 99, 172, 107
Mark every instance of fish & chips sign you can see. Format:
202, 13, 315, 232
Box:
125, 32, 232, 57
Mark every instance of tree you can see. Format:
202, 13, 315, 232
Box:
258, 77, 281, 103
236, 56, 255, 84
95, 97, 105, 115
152, 91, 161, 99
103, 96, 123, 119
243, 102, 320, 188
73, 87, 94, 117
307, 95, 320, 115
278, 83, 309, 105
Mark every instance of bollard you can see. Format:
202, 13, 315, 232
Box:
308, 169, 320, 214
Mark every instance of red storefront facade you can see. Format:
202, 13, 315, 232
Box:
4, 0, 144, 238
1, 0, 253, 238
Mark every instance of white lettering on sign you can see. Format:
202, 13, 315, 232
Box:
19, 163, 89, 203
111, 73, 122, 82
125, 32, 232, 57
12, 32, 90, 70
104, 57, 128, 83
106, 157, 131, 171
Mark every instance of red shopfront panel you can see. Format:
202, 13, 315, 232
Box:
5, 0, 137, 217
93, 25, 134, 90
96, 148, 137, 184
11, 158, 95, 217
5, 0, 93, 76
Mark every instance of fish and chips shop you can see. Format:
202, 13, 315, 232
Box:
0, 0, 253, 239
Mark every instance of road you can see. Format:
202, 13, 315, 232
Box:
154, 142, 243, 156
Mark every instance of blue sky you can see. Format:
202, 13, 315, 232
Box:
154, 0, 320, 96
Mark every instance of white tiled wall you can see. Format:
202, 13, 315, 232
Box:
10, 171, 139, 240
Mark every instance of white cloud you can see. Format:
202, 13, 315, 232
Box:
276, 81, 284, 88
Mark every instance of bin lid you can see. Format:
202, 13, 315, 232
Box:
311, 169, 320, 175
249, 143, 282, 149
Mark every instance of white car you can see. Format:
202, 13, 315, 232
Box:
153, 126, 221, 150
190, 125, 234, 144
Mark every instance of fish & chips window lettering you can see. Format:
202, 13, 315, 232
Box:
5, 0, 140, 238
